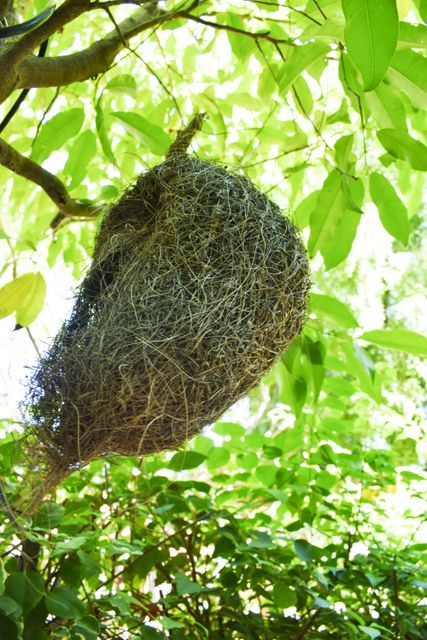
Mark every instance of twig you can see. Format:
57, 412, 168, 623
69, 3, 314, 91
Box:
184, 12, 295, 46
166, 112, 207, 156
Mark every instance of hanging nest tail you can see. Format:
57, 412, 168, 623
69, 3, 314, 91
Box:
26, 120, 310, 477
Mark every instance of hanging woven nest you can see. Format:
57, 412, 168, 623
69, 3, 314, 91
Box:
26, 118, 310, 475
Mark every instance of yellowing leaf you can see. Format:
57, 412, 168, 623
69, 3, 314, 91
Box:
0, 272, 46, 325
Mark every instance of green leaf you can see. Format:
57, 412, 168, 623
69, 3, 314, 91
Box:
272, 584, 297, 608
359, 626, 381, 639
377, 129, 427, 171
0, 272, 45, 326
175, 572, 203, 596
294, 190, 319, 229
33, 502, 65, 530
112, 112, 170, 155
140, 626, 165, 640
64, 131, 97, 190
226, 12, 254, 61
388, 49, 427, 109
420, 0, 427, 21
206, 446, 231, 471
366, 82, 407, 130
293, 75, 313, 115
160, 616, 183, 630
278, 43, 329, 95
32, 108, 85, 163
360, 329, 427, 356
310, 293, 359, 328
0, 595, 22, 617
15, 272, 46, 327
369, 172, 410, 244
167, 451, 206, 471
214, 422, 245, 437
334, 134, 354, 172
0, 613, 20, 640
71, 615, 100, 640
0, 559, 4, 596
294, 539, 318, 562
95, 101, 116, 165
397, 22, 427, 49
5, 572, 44, 614
255, 464, 277, 487
308, 170, 362, 268
342, 0, 398, 90
45, 587, 85, 619
105, 74, 137, 95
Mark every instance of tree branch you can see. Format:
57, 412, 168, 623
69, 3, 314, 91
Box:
183, 12, 294, 46
0, 137, 99, 225
16, 4, 166, 89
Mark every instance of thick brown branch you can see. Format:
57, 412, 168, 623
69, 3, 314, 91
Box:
2, 0, 92, 67
17, 5, 164, 89
0, 137, 98, 222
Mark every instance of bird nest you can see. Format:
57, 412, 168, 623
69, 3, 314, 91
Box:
26, 153, 310, 474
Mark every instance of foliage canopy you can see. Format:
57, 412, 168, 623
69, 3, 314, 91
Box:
0, 0, 426, 638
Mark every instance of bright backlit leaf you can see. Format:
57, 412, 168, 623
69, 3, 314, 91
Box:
31, 109, 85, 163
343, 0, 398, 90
360, 329, 427, 356
112, 112, 171, 155
369, 172, 410, 243
168, 451, 206, 471
64, 130, 97, 190
278, 43, 329, 95
310, 293, 359, 328
377, 129, 427, 171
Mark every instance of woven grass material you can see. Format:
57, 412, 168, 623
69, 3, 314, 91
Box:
27, 154, 310, 472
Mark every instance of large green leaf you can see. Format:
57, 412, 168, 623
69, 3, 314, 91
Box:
310, 293, 359, 328
225, 12, 254, 61
5, 573, 44, 615
0, 272, 46, 326
63, 130, 97, 190
377, 129, 427, 171
278, 43, 329, 95
388, 49, 427, 109
342, 0, 398, 91
112, 112, 170, 155
366, 82, 407, 129
175, 572, 203, 596
360, 329, 427, 356
95, 101, 116, 165
308, 170, 362, 269
45, 587, 85, 619
167, 451, 206, 471
397, 22, 427, 49
31, 108, 85, 163
105, 74, 137, 95
369, 172, 410, 244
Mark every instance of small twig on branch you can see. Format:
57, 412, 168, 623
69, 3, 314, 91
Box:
166, 113, 207, 156
0, 137, 99, 226
183, 12, 295, 46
